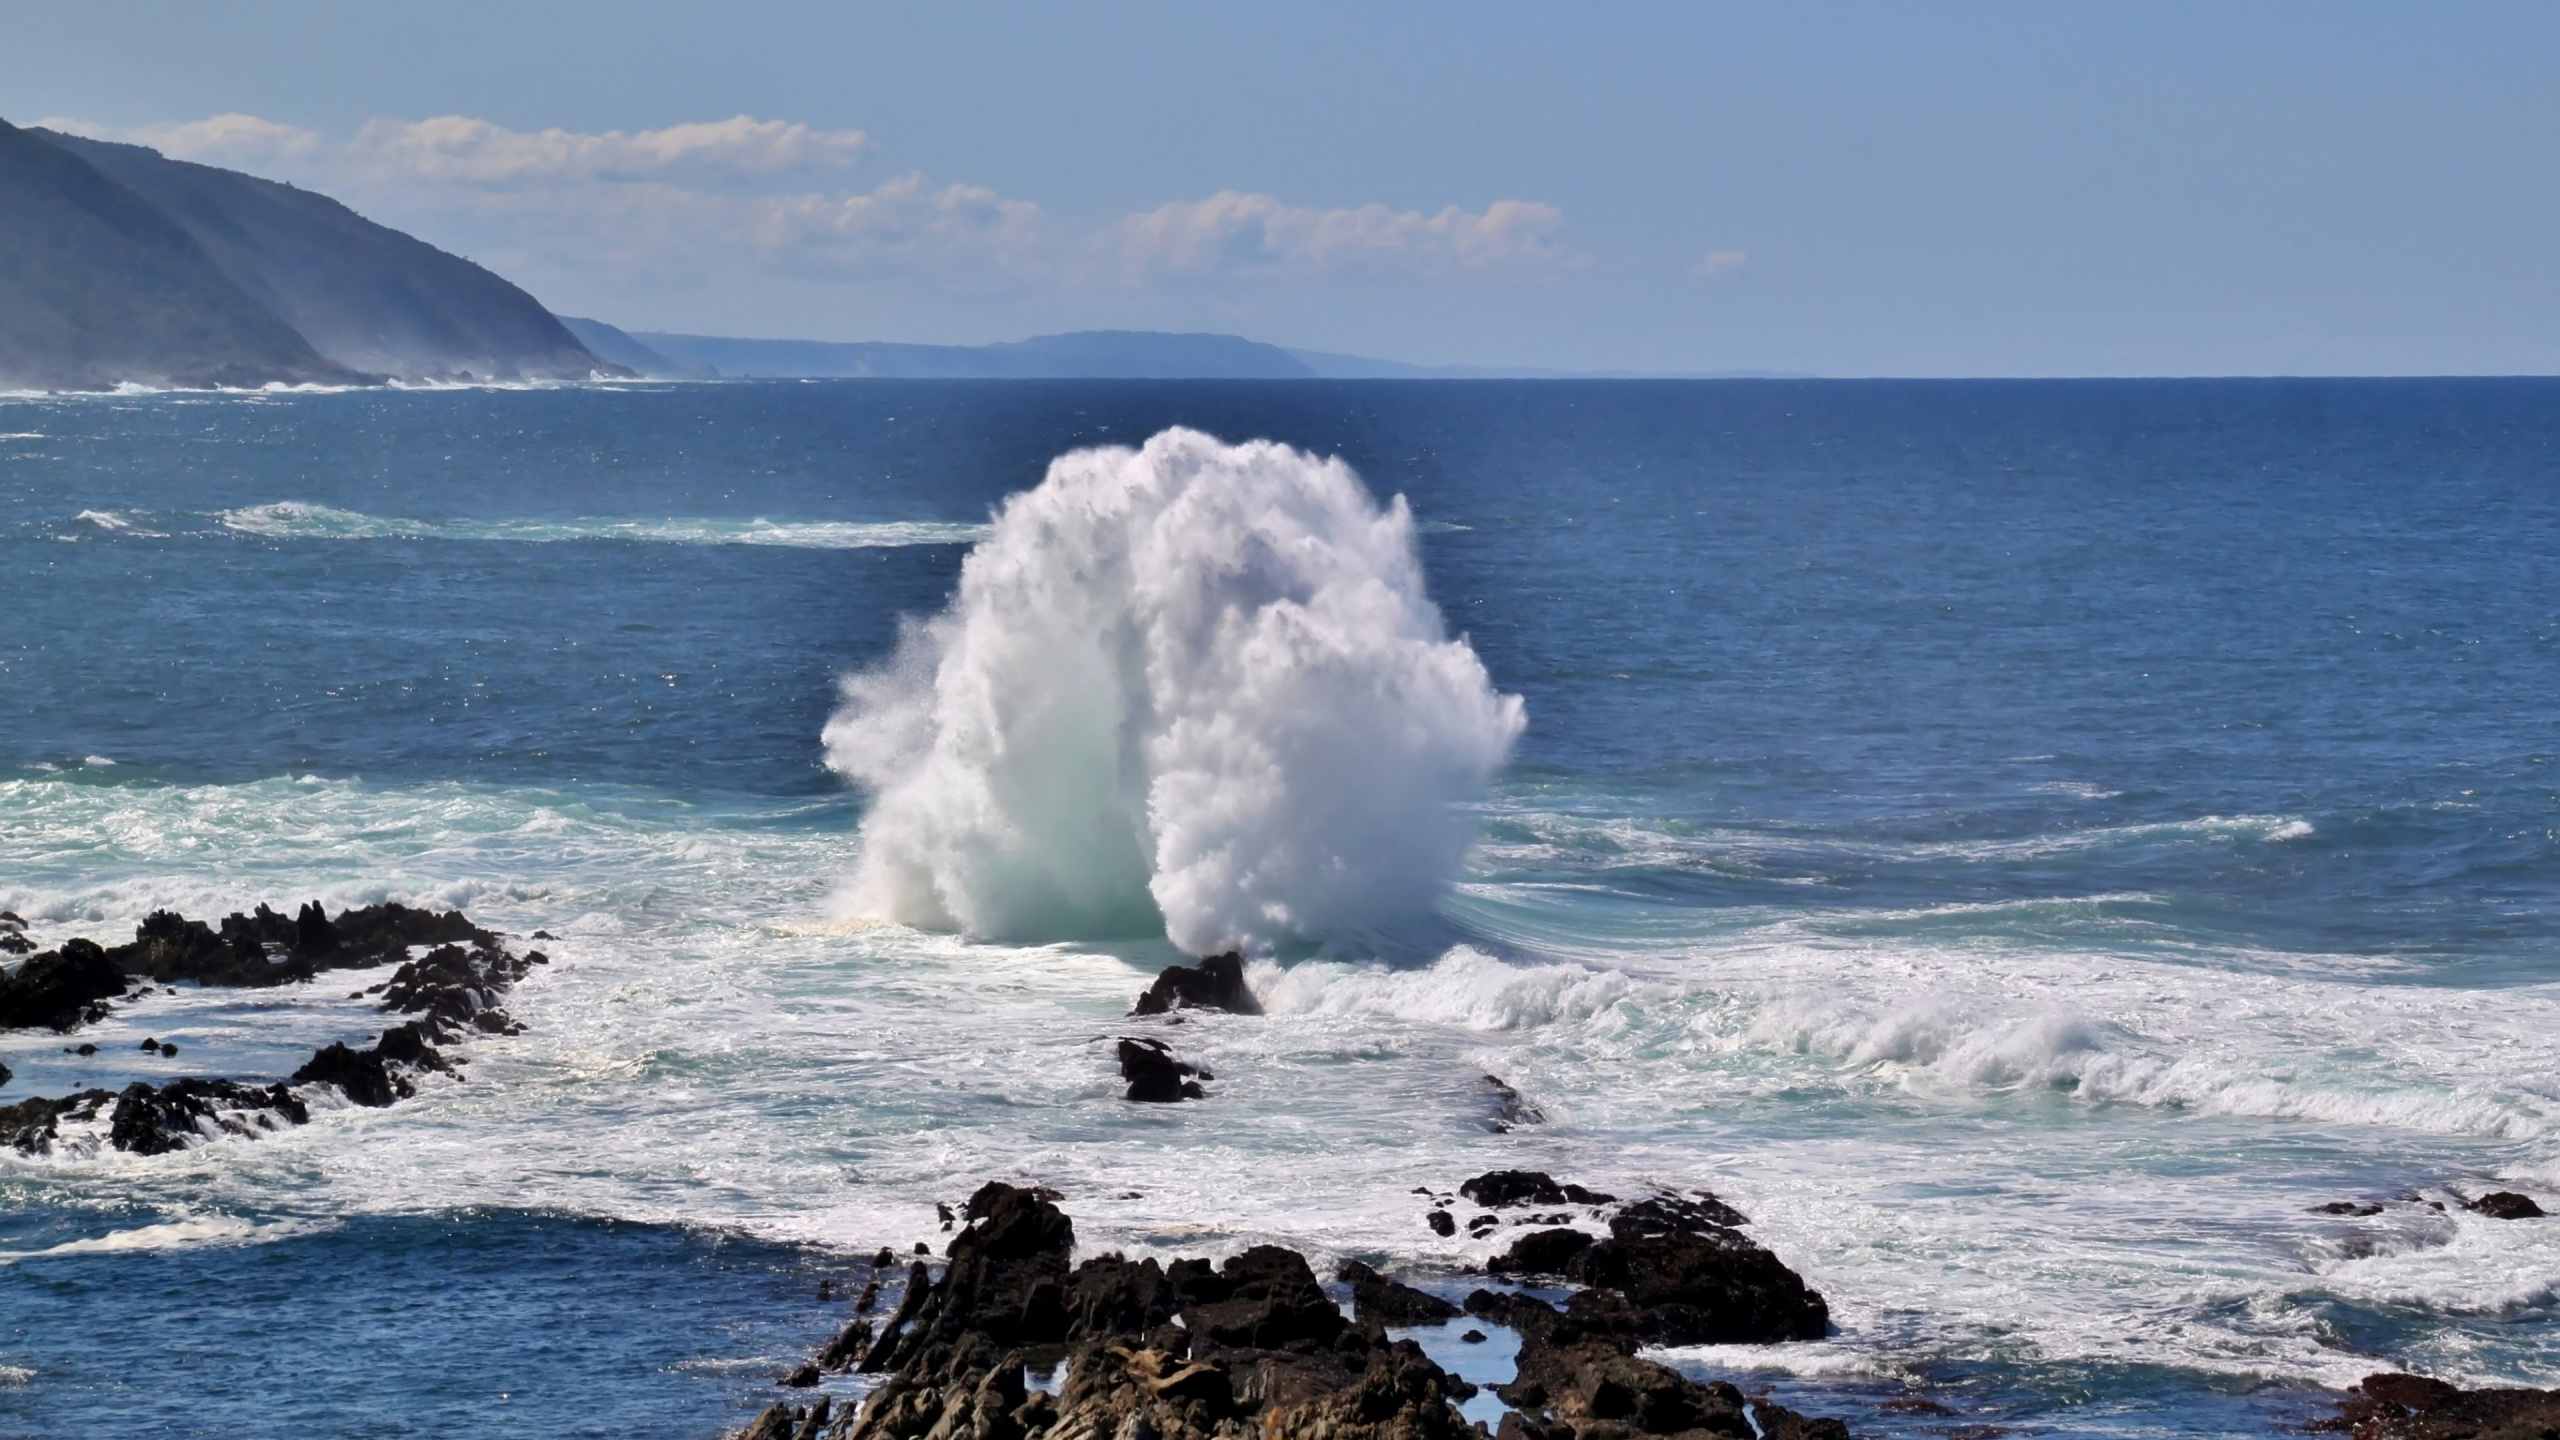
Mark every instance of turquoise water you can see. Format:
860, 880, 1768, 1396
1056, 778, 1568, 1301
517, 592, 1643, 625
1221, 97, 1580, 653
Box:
2, 379, 2556, 1437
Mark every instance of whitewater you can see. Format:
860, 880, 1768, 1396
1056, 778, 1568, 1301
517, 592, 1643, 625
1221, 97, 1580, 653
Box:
3, 380, 2556, 1438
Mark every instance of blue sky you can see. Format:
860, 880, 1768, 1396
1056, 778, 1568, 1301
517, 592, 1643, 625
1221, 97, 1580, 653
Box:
9, 1, 2560, 375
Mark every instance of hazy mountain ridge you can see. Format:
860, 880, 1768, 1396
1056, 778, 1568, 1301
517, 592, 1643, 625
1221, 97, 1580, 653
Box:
601, 324, 1807, 381
626, 328, 1319, 379
0, 117, 617, 390
0, 118, 354, 392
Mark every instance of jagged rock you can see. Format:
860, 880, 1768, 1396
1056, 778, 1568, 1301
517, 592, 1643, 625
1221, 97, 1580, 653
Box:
0, 1059, 10, 1087
0, 937, 129, 1030
785, 1183, 1814, 1440
290, 1018, 455, 1107
1131, 954, 1262, 1016
815, 1318, 875, 1372
1496, 1325, 1845, 1440
1481, 1190, 1827, 1345
1490, 1228, 1598, 1276
1459, 1171, 1614, 1209
0, 932, 30, 955
2335, 1372, 2560, 1439
1425, 1210, 1456, 1237
1479, 1075, 1545, 1132
108, 1077, 308, 1154
2464, 1191, 2546, 1220
863, 1183, 1075, 1373
1119, 1037, 1208, 1103
1610, 1193, 1749, 1234
4, 1077, 309, 1156
1, 1090, 101, 1154
1337, 1260, 1461, 1325
1177, 1246, 1346, 1350
2314, 1201, 2386, 1217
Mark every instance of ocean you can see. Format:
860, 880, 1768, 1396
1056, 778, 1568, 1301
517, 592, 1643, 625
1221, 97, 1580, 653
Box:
2, 378, 2555, 1438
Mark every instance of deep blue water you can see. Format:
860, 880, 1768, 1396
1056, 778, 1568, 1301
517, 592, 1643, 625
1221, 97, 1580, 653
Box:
3, 379, 2556, 1438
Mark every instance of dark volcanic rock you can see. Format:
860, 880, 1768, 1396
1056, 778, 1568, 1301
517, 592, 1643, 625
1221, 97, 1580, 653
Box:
108, 1077, 309, 1155
2315, 1201, 2387, 1217
0, 937, 128, 1030
1132, 953, 1262, 1016
1460, 1171, 1614, 1209
1178, 1245, 1348, 1350
5, 1077, 309, 1156
1497, 1327, 1846, 1440
1119, 1037, 1208, 1103
1490, 1228, 1598, 1276
2464, 1191, 2545, 1220
1567, 1223, 1829, 1345
2335, 1371, 2560, 1439
1479, 1076, 1546, 1133
863, 1182, 1075, 1372
1425, 1209, 1456, 1237
765, 1183, 1846, 1440
1337, 1259, 1462, 1325
1481, 1184, 1825, 1345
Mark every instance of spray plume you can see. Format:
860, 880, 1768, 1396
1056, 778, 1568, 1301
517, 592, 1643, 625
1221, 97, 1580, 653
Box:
824, 428, 1523, 954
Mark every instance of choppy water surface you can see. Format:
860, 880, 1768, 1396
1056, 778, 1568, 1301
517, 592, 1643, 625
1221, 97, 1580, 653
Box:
3, 380, 2556, 1438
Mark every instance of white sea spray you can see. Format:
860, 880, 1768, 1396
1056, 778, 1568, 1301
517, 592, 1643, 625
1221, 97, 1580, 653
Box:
823, 428, 1525, 954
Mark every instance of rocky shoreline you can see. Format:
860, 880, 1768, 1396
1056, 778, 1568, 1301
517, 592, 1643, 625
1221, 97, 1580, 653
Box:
0, 901, 541, 1155
732, 1178, 1852, 1440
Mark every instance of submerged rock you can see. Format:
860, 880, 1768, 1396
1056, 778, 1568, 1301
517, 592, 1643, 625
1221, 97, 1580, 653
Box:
1119, 1037, 1209, 1103
2334, 1372, 2560, 1439
1131, 953, 1262, 1016
1460, 1171, 1615, 1209
1478, 1076, 1546, 1133
1338, 1259, 1462, 1325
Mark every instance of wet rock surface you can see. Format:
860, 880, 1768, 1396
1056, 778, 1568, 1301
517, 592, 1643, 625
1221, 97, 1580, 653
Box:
0, 938, 130, 1031
732, 1183, 1845, 1440
1131, 953, 1262, 1016
0, 901, 540, 1155
1119, 1037, 1209, 1103
1339, 1259, 1463, 1325
1480, 1185, 1828, 1346
2331, 1372, 2560, 1439
2461, 1191, 2545, 1220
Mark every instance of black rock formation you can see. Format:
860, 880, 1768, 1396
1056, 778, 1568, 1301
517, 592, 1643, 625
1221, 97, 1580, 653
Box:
742, 1182, 1846, 1440
2464, 1190, 2545, 1220
1459, 1171, 1615, 1209
1119, 1037, 1209, 1103
0, 937, 130, 1031
2334, 1372, 2560, 1439
1478, 1183, 1828, 1345
1132, 953, 1262, 1016
1337, 1259, 1462, 1325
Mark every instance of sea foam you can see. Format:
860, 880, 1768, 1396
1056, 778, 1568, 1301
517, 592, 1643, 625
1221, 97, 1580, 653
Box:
824, 428, 1524, 954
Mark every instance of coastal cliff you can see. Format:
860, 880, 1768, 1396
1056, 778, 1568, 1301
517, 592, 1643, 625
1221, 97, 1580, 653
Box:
0, 116, 619, 390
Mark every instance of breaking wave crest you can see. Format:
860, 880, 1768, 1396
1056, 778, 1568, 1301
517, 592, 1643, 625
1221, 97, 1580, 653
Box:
218, 501, 987, 549
823, 428, 1524, 954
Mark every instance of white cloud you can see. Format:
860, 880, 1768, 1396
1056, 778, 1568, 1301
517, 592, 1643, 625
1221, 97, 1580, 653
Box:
1693, 249, 1748, 278
36, 113, 1574, 301
1117, 191, 1575, 278
343, 114, 869, 187
747, 175, 1041, 275
37, 112, 327, 171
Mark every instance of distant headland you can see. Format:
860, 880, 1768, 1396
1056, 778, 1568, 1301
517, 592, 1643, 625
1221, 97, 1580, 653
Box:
0, 113, 1801, 392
